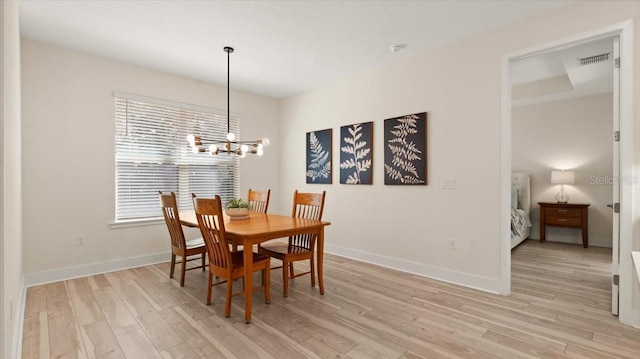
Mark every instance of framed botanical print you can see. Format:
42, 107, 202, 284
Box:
384, 112, 427, 185
306, 128, 332, 184
339, 122, 373, 184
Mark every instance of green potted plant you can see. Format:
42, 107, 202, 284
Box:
225, 198, 251, 220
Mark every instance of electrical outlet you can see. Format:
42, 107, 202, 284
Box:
448, 238, 457, 250
76, 236, 85, 247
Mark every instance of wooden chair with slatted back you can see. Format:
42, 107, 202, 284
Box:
258, 190, 326, 297
192, 194, 271, 317
248, 188, 271, 213
159, 191, 206, 287
226, 188, 272, 252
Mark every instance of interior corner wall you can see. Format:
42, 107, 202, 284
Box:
20, 39, 281, 276
279, 1, 640, 296
1, 1, 5, 353
2, 1, 23, 359
512, 93, 614, 248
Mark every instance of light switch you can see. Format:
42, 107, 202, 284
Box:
440, 178, 456, 189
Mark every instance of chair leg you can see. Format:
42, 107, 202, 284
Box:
263, 266, 271, 304
180, 254, 187, 287
169, 253, 176, 279
310, 255, 316, 288
206, 271, 213, 305
289, 262, 294, 278
283, 260, 289, 298
225, 278, 233, 318
201, 253, 206, 271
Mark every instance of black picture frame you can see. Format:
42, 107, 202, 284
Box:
383, 112, 427, 185
306, 128, 332, 184
339, 122, 373, 184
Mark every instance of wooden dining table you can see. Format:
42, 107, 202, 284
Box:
179, 211, 331, 323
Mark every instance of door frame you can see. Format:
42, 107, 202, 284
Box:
500, 21, 634, 323
612, 36, 620, 315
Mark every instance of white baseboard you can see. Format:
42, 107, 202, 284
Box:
325, 244, 502, 294
24, 251, 171, 287
23, 246, 501, 296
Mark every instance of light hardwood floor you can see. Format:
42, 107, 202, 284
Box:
22, 239, 640, 358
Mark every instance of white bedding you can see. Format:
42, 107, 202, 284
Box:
511, 172, 531, 249
511, 208, 531, 243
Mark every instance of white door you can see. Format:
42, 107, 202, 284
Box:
611, 36, 620, 316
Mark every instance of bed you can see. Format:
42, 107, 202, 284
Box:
511, 172, 532, 249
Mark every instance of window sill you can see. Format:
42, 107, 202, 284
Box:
110, 218, 164, 229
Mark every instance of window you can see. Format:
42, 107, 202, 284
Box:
115, 92, 239, 222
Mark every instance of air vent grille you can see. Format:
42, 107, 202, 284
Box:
578, 53, 610, 66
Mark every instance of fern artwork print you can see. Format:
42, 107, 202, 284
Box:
384, 112, 427, 185
306, 128, 332, 184
340, 122, 373, 184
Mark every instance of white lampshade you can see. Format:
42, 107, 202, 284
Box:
551, 170, 575, 184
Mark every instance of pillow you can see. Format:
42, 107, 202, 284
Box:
511, 187, 519, 209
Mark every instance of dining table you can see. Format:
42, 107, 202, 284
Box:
179, 211, 331, 323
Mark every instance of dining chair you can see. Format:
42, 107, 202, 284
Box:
158, 191, 206, 287
258, 190, 326, 297
192, 194, 271, 317
226, 188, 272, 253
248, 188, 271, 213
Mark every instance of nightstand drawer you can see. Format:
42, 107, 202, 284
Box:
545, 207, 581, 217
546, 216, 581, 226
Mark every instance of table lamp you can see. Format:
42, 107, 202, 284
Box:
551, 170, 574, 203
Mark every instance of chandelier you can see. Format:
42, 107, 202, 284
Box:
187, 46, 268, 157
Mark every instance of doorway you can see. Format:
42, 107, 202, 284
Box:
500, 22, 633, 322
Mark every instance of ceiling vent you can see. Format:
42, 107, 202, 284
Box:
578, 53, 610, 66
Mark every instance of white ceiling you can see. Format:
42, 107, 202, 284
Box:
19, 0, 568, 99
511, 37, 614, 106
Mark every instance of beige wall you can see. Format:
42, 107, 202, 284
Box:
21, 39, 281, 275
2, 1, 23, 358
279, 1, 640, 323
512, 93, 614, 248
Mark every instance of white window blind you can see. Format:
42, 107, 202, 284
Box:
115, 93, 239, 222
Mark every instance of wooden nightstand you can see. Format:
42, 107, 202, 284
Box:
538, 202, 590, 248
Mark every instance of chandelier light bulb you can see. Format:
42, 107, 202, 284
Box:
191, 146, 199, 154
186, 134, 195, 143
226, 132, 236, 141
257, 148, 264, 156
239, 151, 246, 158
209, 144, 217, 154
262, 137, 270, 146
240, 144, 249, 153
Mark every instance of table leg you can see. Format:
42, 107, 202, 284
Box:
243, 243, 253, 323
317, 227, 325, 295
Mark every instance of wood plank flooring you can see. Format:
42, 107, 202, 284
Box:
22, 239, 640, 358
